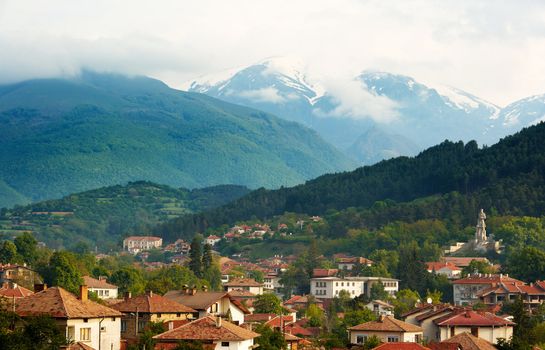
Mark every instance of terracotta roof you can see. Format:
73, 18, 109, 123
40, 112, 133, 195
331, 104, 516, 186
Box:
123, 236, 161, 241
283, 333, 301, 341
427, 343, 460, 350
154, 315, 259, 341
434, 310, 515, 327
62, 342, 96, 350
265, 315, 294, 328
312, 269, 338, 277
426, 262, 462, 272
441, 332, 496, 350
245, 313, 277, 322
228, 289, 256, 297
337, 257, 374, 265
0, 284, 33, 298
367, 300, 394, 309
15, 287, 122, 318
111, 292, 196, 314
285, 295, 323, 305
415, 306, 456, 322
401, 304, 435, 318
82, 276, 117, 289
443, 257, 489, 267
349, 316, 423, 332
372, 343, 431, 350
452, 274, 523, 285
224, 278, 263, 287
164, 291, 228, 310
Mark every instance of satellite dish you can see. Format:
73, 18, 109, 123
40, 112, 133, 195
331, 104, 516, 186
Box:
426, 297, 433, 304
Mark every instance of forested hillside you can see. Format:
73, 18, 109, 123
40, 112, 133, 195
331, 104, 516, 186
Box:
0, 181, 249, 251
155, 122, 545, 241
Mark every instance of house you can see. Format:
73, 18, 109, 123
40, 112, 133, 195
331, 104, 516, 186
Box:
452, 274, 524, 305
122, 236, 162, 254
310, 276, 399, 299
477, 280, 545, 309
15, 285, 122, 350
348, 315, 424, 344
426, 262, 462, 279
365, 300, 395, 316
433, 310, 514, 344
0, 263, 41, 289
263, 273, 283, 294
110, 290, 197, 344
0, 282, 33, 298
372, 344, 431, 350
428, 331, 498, 350
223, 278, 264, 295
283, 295, 324, 311
206, 235, 222, 246
403, 304, 457, 343
153, 315, 259, 350
82, 276, 118, 299
163, 289, 249, 325
337, 257, 374, 271
312, 269, 339, 278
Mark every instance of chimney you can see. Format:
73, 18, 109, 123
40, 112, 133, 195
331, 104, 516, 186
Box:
147, 290, 154, 297
191, 286, 197, 295
216, 316, 222, 328
99, 276, 107, 282
379, 315, 386, 322
125, 292, 132, 300
34, 283, 47, 293
182, 285, 188, 294
202, 285, 208, 292
79, 285, 88, 302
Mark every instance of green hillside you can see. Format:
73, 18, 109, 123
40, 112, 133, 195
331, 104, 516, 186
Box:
0, 71, 355, 208
0, 181, 249, 250
155, 122, 545, 241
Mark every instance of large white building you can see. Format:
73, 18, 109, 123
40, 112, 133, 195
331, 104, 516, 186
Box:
83, 275, 119, 299
122, 236, 162, 254
310, 276, 399, 299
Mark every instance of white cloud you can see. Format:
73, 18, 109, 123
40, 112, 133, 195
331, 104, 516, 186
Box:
314, 77, 400, 123
0, 0, 545, 105
235, 87, 292, 104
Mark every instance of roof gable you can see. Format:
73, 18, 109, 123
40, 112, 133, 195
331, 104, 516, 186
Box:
154, 316, 259, 341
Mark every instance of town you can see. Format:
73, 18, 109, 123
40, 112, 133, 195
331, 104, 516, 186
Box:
1, 209, 544, 350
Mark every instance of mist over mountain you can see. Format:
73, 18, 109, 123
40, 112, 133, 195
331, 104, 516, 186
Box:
186, 58, 545, 164
0, 71, 355, 208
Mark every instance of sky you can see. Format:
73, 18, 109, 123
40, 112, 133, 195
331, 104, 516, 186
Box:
1, 0, 545, 106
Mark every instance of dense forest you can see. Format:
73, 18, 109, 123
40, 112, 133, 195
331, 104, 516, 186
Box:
155, 122, 545, 241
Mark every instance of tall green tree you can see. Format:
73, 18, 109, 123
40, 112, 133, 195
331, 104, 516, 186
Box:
14, 232, 38, 265
110, 266, 146, 295
189, 236, 203, 278
202, 243, 213, 271
0, 240, 18, 264
253, 293, 283, 314
41, 251, 82, 294
396, 241, 428, 294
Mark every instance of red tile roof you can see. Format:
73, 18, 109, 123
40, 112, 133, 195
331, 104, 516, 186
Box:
426, 262, 461, 272
123, 236, 162, 241
265, 315, 294, 328
443, 257, 489, 267
452, 274, 523, 285
312, 269, 338, 277
0, 284, 33, 298
224, 278, 263, 287
434, 310, 515, 327
111, 292, 196, 314
372, 343, 431, 350
349, 316, 423, 332
15, 287, 121, 318
441, 332, 496, 350
153, 316, 259, 341
82, 276, 117, 289
244, 313, 277, 322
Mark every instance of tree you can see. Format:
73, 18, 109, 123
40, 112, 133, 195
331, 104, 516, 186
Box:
392, 289, 420, 317
21, 315, 69, 350
174, 341, 205, 350
202, 243, 213, 271
14, 232, 38, 265
362, 335, 381, 350
253, 293, 283, 314
343, 308, 376, 327
110, 266, 146, 295
40, 251, 82, 294
306, 303, 324, 327
254, 324, 286, 350
396, 241, 428, 294
462, 260, 495, 277
370, 282, 389, 301
0, 240, 18, 264
189, 236, 203, 278
505, 246, 545, 282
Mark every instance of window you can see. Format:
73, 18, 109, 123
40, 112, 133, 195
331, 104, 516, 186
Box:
211, 303, 219, 313
67, 326, 75, 341
221, 342, 229, 347
471, 327, 479, 337
104, 290, 109, 296
356, 335, 367, 344
157, 313, 162, 318
80, 328, 91, 341
121, 320, 127, 332
415, 335, 421, 343
138, 320, 146, 332
387, 336, 399, 342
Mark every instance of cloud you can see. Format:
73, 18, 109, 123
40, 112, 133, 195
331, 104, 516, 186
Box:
314, 77, 400, 123
235, 87, 294, 104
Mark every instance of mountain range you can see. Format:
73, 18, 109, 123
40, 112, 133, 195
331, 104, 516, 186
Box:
185, 57, 545, 164
0, 71, 355, 208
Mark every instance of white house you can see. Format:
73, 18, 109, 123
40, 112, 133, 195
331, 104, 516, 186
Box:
434, 310, 514, 344
153, 315, 259, 350
164, 289, 249, 325
263, 273, 283, 294
206, 235, 222, 246
452, 274, 524, 305
337, 257, 373, 271
348, 316, 423, 344
364, 300, 394, 316
310, 276, 399, 299
224, 278, 264, 295
426, 262, 462, 279
122, 236, 162, 254
83, 275, 118, 299
15, 285, 122, 350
